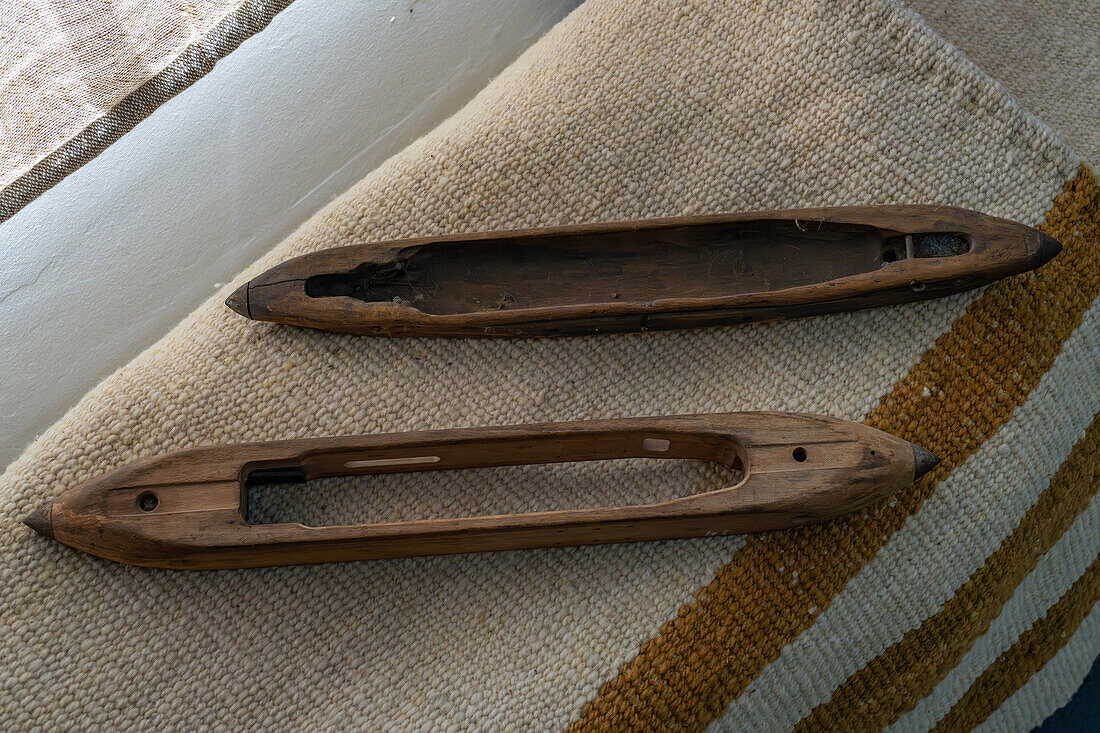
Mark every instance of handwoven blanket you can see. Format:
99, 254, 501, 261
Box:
2, 0, 1097, 730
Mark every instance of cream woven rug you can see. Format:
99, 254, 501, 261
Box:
909, 0, 1100, 165
3, 0, 1098, 730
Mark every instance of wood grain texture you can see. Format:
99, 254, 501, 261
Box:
26, 413, 936, 569
226, 205, 1061, 337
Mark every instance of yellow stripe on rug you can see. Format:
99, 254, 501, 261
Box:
569, 166, 1100, 731
932, 557, 1100, 732
793, 409, 1100, 730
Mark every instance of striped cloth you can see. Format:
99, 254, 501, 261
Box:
0, 0, 293, 221
1, 0, 1096, 730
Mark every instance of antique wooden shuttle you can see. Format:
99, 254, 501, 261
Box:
24, 413, 938, 570
226, 205, 1060, 337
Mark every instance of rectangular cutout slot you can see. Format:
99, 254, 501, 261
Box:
642, 438, 671, 452
912, 233, 970, 258
245, 457, 743, 527
344, 455, 441, 469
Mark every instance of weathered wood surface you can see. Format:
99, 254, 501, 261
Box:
226, 205, 1060, 337
25, 413, 938, 569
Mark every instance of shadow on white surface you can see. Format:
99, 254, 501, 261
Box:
0, 0, 581, 468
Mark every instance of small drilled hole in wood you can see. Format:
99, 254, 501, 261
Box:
792, 447, 808, 462
642, 438, 671, 452
137, 492, 159, 512
344, 456, 441, 469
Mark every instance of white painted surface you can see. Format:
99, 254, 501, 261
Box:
0, 0, 580, 467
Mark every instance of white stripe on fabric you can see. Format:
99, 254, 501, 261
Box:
709, 295, 1100, 732
975, 603, 1100, 733
892, 494, 1100, 732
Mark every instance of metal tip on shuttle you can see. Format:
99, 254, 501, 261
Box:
912, 444, 941, 480
23, 504, 52, 539
225, 283, 250, 318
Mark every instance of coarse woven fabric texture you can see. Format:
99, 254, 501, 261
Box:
909, 0, 1100, 166
0, 0, 294, 222
2, 0, 1097, 730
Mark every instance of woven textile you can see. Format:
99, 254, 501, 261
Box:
910, 0, 1100, 164
2, 0, 1097, 730
0, 0, 292, 221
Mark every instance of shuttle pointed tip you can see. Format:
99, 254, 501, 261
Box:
912, 444, 941, 480
23, 504, 52, 539
226, 282, 251, 319
1035, 232, 1062, 268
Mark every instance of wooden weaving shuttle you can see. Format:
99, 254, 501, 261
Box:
226, 205, 1060, 337
24, 413, 939, 570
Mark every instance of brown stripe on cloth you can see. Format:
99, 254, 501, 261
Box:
794, 409, 1100, 731
568, 167, 1100, 732
932, 557, 1100, 733
0, 0, 297, 224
